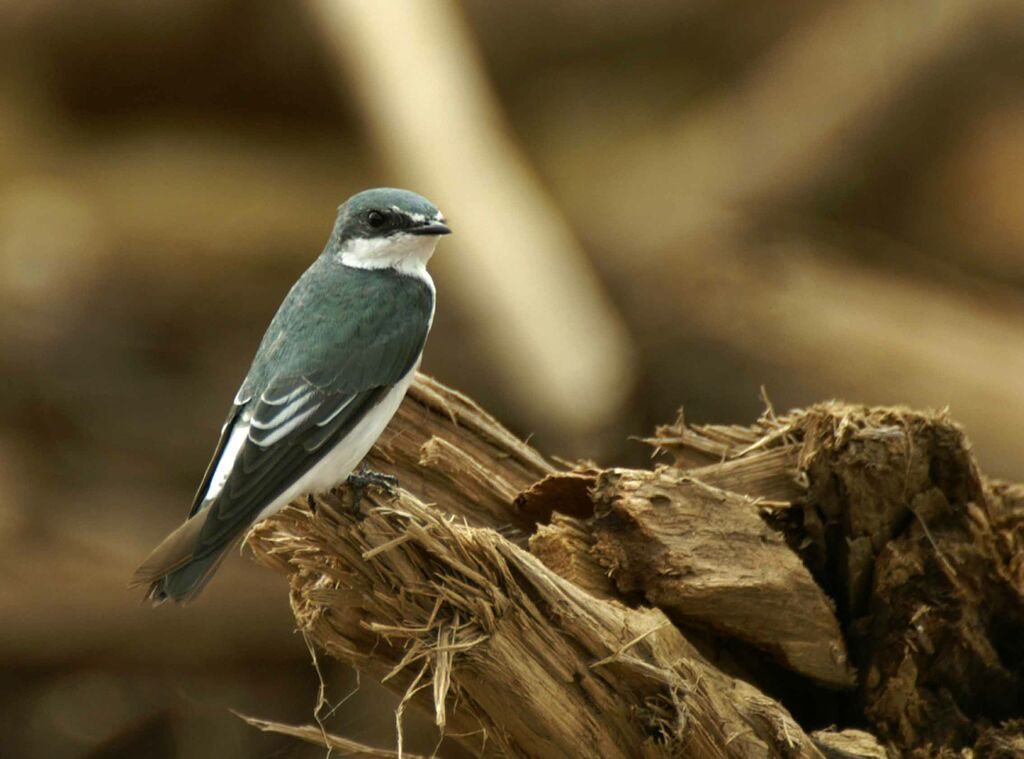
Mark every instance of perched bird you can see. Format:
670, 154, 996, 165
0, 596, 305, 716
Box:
132, 188, 449, 604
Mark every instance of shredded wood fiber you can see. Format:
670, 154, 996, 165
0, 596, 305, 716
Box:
249, 490, 822, 758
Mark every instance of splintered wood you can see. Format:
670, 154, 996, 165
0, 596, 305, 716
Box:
250, 494, 822, 758
244, 374, 1024, 758
592, 470, 855, 689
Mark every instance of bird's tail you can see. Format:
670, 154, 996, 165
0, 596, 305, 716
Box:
130, 510, 233, 605
144, 549, 232, 604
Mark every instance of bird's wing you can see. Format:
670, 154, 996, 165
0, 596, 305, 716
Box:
197, 341, 429, 558
196, 380, 389, 547
129, 381, 392, 592
183, 375, 373, 521
187, 403, 246, 518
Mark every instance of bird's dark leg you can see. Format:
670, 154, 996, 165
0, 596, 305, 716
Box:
306, 494, 317, 514
347, 463, 399, 513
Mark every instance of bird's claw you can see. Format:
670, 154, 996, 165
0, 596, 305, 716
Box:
347, 464, 400, 513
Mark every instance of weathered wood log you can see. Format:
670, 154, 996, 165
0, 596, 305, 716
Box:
649, 401, 1024, 754
249, 492, 825, 759
523, 466, 855, 689
592, 469, 855, 689
244, 374, 1024, 757
245, 375, 830, 757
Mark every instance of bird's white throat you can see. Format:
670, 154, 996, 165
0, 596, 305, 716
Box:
338, 233, 439, 283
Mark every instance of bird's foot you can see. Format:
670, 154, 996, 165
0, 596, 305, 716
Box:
306, 493, 317, 514
347, 464, 399, 513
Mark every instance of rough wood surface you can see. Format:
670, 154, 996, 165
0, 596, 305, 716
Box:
809, 729, 888, 759
244, 374, 1024, 757
522, 466, 854, 689
528, 513, 617, 601
249, 493, 825, 759
366, 374, 553, 534
649, 402, 1024, 755
591, 469, 855, 689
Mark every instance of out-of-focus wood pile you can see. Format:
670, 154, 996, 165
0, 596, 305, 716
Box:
248, 374, 1024, 757
3, 0, 1024, 756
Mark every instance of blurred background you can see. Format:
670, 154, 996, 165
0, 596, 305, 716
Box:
2, 0, 1024, 756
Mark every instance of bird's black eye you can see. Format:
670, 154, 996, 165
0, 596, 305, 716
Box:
367, 210, 387, 229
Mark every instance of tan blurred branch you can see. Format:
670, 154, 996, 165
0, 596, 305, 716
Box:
306, 0, 635, 437
564, 0, 1024, 253
645, 239, 1024, 477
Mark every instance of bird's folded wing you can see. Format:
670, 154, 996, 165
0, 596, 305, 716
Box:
131, 380, 389, 588
191, 380, 390, 558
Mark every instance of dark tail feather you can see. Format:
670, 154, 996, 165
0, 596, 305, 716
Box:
131, 508, 235, 605
146, 546, 233, 605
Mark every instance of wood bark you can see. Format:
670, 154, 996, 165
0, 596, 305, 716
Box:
244, 374, 1024, 758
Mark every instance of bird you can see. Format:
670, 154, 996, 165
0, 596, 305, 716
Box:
131, 187, 450, 604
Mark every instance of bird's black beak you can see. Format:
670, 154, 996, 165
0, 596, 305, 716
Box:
409, 220, 451, 236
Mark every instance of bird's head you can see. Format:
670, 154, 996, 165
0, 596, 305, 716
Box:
330, 188, 450, 273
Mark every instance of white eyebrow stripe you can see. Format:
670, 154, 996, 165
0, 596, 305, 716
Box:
252, 405, 319, 447
317, 395, 356, 427
251, 390, 315, 430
